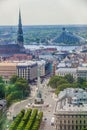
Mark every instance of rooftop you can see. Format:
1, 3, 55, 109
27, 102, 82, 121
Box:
56, 68, 77, 73
0, 62, 17, 66
17, 61, 37, 66
77, 67, 87, 71
55, 88, 87, 112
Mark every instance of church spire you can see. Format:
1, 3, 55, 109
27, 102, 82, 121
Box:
17, 9, 24, 47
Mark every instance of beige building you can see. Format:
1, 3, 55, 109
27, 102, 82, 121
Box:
55, 111, 87, 130
54, 88, 87, 130
0, 62, 17, 82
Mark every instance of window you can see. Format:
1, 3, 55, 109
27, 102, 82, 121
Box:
84, 120, 86, 124
79, 115, 81, 118
72, 125, 74, 129
76, 120, 78, 124
76, 126, 78, 129
64, 115, 66, 118
68, 126, 70, 130
64, 120, 66, 123
64, 125, 66, 130
80, 120, 82, 124
68, 120, 70, 123
84, 115, 86, 118
80, 125, 82, 129
60, 121, 62, 124
60, 126, 62, 130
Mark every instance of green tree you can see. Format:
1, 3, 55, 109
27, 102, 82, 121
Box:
0, 76, 4, 83
64, 74, 74, 83
0, 83, 5, 99
82, 82, 87, 89
5, 85, 17, 97
10, 75, 18, 84
57, 78, 68, 86
6, 91, 23, 106
72, 82, 82, 88
56, 83, 72, 95
48, 76, 62, 88
15, 78, 30, 99
77, 77, 86, 84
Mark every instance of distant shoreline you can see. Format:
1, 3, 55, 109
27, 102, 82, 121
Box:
24, 45, 80, 51
24, 44, 81, 46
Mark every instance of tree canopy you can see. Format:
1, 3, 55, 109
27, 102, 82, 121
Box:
48, 74, 87, 95
5, 76, 30, 106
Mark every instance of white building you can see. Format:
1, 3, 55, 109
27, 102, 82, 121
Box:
17, 61, 38, 82
56, 68, 77, 79
77, 67, 87, 80
55, 88, 87, 130
36, 60, 46, 77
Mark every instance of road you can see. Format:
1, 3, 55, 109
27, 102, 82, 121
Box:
7, 79, 57, 130
39, 80, 56, 130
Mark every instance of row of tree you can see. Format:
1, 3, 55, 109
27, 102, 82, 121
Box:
9, 108, 43, 130
48, 74, 87, 95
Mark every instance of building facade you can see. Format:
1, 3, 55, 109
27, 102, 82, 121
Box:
55, 111, 87, 130
0, 62, 17, 82
56, 68, 77, 79
36, 60, 46, 77
17, 61, 38, 82
77, 67, 87, 80
55, 88, 87, 130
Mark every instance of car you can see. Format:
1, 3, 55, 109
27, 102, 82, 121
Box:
28, 103, 31, 106
51, 117, 55, 125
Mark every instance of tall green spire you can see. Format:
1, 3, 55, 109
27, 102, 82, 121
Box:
17, 9, 24, 47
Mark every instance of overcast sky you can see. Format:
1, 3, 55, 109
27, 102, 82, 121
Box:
0, 0, 87, 25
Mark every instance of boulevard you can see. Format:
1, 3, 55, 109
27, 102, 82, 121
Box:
7, 78, 56, 130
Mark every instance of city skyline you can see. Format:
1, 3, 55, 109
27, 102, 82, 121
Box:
0, 0, 87, 25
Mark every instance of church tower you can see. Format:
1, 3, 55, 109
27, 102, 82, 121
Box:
17, 9, 24, 47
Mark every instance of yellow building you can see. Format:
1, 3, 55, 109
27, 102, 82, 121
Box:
0, 62, 17, 82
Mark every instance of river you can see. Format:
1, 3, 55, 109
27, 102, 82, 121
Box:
24, 45, 80, 51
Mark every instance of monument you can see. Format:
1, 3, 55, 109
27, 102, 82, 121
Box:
34, 68, 44, 104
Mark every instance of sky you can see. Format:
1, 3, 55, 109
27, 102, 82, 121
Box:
0, 0, 87, 25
